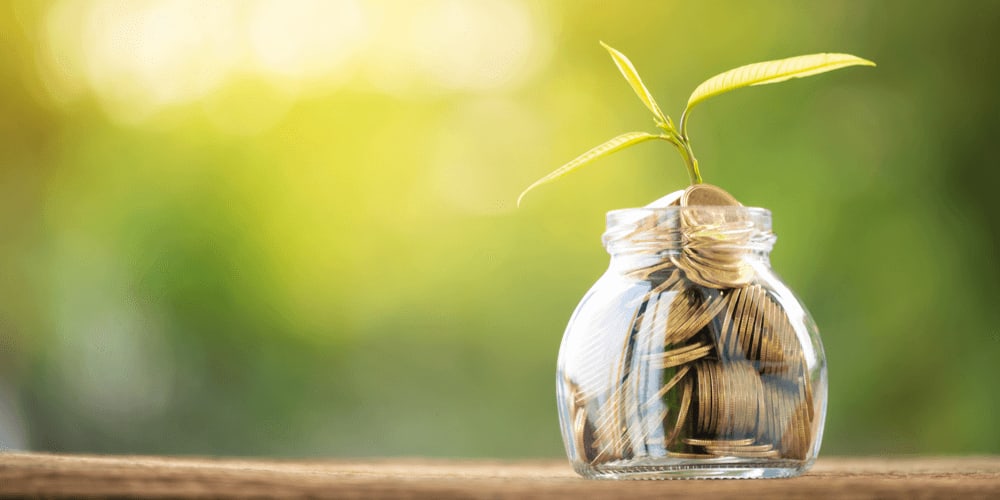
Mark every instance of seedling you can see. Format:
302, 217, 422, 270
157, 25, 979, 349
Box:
517, 43, 875, 206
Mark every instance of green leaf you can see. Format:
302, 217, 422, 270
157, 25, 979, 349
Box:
518, 132, 662, 207
685, 53, 876, 113
601, 42, 670, 125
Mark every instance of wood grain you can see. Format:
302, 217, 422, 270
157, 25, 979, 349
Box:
1, 453, 997, 499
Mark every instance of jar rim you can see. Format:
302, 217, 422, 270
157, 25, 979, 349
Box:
603, 205, 776, 255
606, 205, 772, 219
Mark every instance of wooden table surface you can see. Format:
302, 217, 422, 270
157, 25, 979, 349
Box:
1, 453, 997, 498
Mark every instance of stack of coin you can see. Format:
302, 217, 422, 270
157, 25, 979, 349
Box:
679, 438, 780, 459
693, 360, 763, 439
759, 375, 812, 460
715, 285, 804, 374
756, 301, 803, 375
673, 184, 756, 289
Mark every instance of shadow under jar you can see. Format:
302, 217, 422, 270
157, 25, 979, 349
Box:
556, 206, 826, 480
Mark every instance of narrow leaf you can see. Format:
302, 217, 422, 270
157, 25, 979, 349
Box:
601, 42, 670, 124
518, 132, 661, 207
686, 53, 876, 112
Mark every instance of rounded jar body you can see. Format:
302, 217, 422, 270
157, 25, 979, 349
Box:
556, 206, 826, 479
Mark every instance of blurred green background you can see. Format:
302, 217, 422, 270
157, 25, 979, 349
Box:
1, 0, 998, 458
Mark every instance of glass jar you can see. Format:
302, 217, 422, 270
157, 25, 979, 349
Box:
555, 205, 826, 479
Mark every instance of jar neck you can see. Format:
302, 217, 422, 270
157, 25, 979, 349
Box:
603, 206, 777, 275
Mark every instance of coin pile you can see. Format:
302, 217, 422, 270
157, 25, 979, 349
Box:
694, 361, 762, 438
674, 184, 756, 289
576, 184, 815, 465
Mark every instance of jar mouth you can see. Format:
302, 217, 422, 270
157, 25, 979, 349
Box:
603, 205, 776, 255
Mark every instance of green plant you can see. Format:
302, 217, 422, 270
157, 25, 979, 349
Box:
517, 43, 875, 206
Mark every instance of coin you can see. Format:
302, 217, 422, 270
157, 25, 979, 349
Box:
666, 376, 693, 446
735, 286, 758, 358
645, 365, 690, 409
708, 449, 781, 459
732, 361, 748, 437
709, 362, 722, 435
749, 292, 768, 361
680, 183, 742, 208
675, 248, 754, 290
659, 344, 714, 369
650, 268, 684, 295
573, 406, 588, 461
667, 451, 718, 459
658, 184, 758, 289
696, 362, 709, 433
801, 359, 815, 421
650, 342, 710, 369
738, 360, 763, 437
683, 437, 755, 447
758, 373, 814, 460
666, 290, 727, 345
705, 443, 774, 453
673, 253, 715, 289
719, 288, 742, 358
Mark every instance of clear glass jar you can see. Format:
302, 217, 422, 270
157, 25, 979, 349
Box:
556, 206, 826, 479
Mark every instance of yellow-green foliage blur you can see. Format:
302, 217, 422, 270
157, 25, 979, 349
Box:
1, 1, 998, 457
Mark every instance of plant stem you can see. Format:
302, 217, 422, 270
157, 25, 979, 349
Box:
679, 140, 702, 184
676, 110, 703, 184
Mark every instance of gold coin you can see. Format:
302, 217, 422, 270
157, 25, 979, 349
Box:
720, 288, 743, 359
708, 449, 781, 459
663, 289, 699, 339
672, 252, 712, 289
758, 378, 785, 449
667, 291, 727, 345
711, 363, 724, 436
650, 268, 684, 295
660, 345, 714, 369
692, 243, 750, 261
680, 183, 742, 207
738, 360, 761, 437
731, 362, 744, 437
726, 363, 744, 437
702, 362, 715, 435
731, 362, 745, 437
667, 376, 693, 446
649, 364, 691, 404
705, 362, 718, 436
715, 363, 725, 437
749, 294, 769, 361
802, 359, 815, 422
683, 437, 755, 447
573, 407, 588, 461
731, 362, 748, 437
685, 248, 746, 272
668, 452, 719, 459
695, 363, 707, 433
679, 250, 754, 289
749, 287, 768, 358
781, 399, 807, 460
734, 286, 757, 358
706, 443, 774, 453
758, 299, 776, 369
653, 342, 707, 364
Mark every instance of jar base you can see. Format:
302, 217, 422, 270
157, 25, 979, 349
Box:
574, 458, 813, 480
